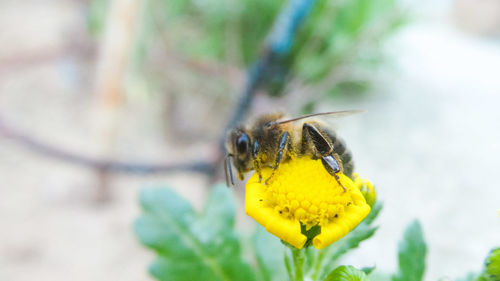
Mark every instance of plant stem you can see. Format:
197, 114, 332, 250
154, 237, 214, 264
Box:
291, 247, 305, 281
311, 248, 327, 280
284, 248, 294, 280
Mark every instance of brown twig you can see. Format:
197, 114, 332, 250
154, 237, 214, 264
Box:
0, 116, 214, 174
0, 40, 95, 78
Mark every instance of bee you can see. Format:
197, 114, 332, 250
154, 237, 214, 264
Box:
224, 110, 359, 190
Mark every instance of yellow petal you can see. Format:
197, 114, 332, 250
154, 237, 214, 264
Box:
313, 203, 371, 249
245, 157, 372, 249
246, 180, 307, 249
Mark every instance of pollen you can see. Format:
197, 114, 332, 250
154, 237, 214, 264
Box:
245, 157, 372, 249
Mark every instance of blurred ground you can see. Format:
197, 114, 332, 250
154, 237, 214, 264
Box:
1, 1, 499, 281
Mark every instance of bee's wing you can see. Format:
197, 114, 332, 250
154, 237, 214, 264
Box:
277, 110, 363, 125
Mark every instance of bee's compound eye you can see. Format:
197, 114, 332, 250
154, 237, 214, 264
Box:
236, 134, 250, 154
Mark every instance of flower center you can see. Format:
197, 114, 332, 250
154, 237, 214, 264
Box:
245, 156, 371, 249
261, 157, 356, 229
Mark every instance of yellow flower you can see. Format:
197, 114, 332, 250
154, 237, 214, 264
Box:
354, 173, 377, 207
245, 157, 372, 249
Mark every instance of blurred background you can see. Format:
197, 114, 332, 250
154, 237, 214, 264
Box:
1, 0, 499, 280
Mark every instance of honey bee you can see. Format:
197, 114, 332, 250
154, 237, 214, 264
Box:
224, 111, 359, 190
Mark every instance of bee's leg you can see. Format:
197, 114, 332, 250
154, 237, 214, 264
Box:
252, 140, 263, 182
333, 153, 344, 172
265, 132, 289, 185
224, 154, 235, 187
303, 123, 346, 192
321, 155, 346, 192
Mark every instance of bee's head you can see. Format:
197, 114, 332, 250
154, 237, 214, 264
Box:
226, 128, 253, 181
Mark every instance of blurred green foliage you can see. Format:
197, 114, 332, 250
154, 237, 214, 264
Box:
392, 220, 427, 281
134, 185, 382, 281
87, 0, 407, 100
160, 0, 282, 65
288, 0, 406, 83
87, 0, 110, 35
314, 202, 381, 280
459, 247, 500, 281
135, 185, 499, 281
162, 0, 406, 98
134, 185, 255, 281
254, 226, 288, 281
483, 248, 500, 280
324, 265, 369, 281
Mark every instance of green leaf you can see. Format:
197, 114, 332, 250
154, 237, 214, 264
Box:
456, 247, 500, 281
134, 185, 255, 281
484, 247, 500, 280
253, 226, 287, 281
473, 247, 500, 281
361, 265, 376, 275
324, 265, 369, 281
363, 202, 383, 226
328, 224, 379, 263
392, 220, 427, 281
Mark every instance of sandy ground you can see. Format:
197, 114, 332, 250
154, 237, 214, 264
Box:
1, 1, 499, 281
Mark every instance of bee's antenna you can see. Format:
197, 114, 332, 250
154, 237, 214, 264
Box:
224, 154, 235, 187
276, 110, 363, 125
